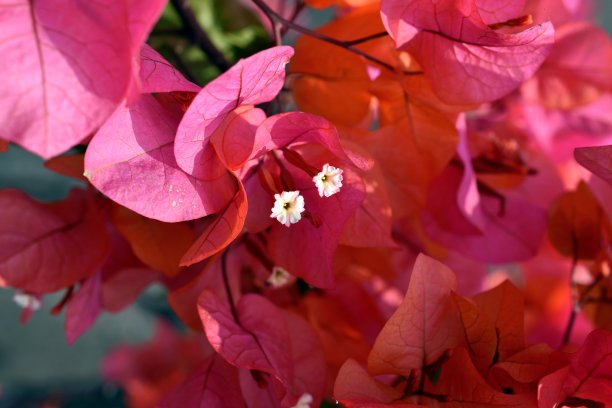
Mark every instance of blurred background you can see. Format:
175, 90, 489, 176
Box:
1, 1, 611, 407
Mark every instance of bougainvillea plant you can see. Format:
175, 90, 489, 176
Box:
2, 0, 612, 407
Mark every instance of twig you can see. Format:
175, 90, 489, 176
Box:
562, 246, 579, 346
250, 0, 397, 72
170, 0, 232, 72
344, 31, 389, 45
221, 248, 239, 323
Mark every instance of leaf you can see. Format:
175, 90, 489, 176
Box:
64, 270, 102, 345
84, 93, 236, 222
0, 188, 109, 293
198, 291, 293, 386
452, 292, 497, 375
0, 0, 164, 158
110, 205, 194, 277
380, 0, 555, 104
157, 354, 244, 408
575, 145, 612, 186
538, 329, 612, 408
180, 181, 248, 266
548, 181, 606, 259
174, 46, 294, 179
368, 254, 463, 377
473, 280, 525, 362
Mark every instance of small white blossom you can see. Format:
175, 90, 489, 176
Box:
270, 190, 305, 227
313, 164, 343, 197
267, 266, 292, 288
13, 292, 41, 311
291, 393, 313, 408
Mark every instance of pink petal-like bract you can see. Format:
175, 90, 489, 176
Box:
85, 94, 235, 222
254, 112, 372, 171
175, 46, 294, 178
139, 44, 201, 94
380, 0, 555, 104
538, 329, 612, 407
65, 270, 103, 345
0, 189, 110, 293
198, 291, 293, 386
180, 181, 248, 266
0, 0, 164, 158
158, 354, 244, 408
575, 145, 612, 186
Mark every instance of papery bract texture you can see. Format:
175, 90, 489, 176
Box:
180, 182, 247, 266
65, 270, 103, 345
380, 0, 555, 104
575, 145, 612, 186
538, 329, 612, 407
0, 189, 109, 293
0, 0, 164, 158
174, 46, 294, 178
198, 291, 293, 386
85, 94, 235, 222
368, 254, 463, 376
157, 354, 244, 408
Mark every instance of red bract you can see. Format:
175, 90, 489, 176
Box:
380, 0, 555, 104
538, 329, 612, 407
368, 254, 463, 378
575, 145, 612, 186
0, 0, 166, 158
0, 188, 109, 293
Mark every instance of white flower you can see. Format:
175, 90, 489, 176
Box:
313, 163, 343, 197
13, 292, 41, 311
267, 266, 291, 288
291, 393, 313, 408
270, 190, 305, 227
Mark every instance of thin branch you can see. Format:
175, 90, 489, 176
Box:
344, 31, 389, 45
251, 0, 397, 72
170, 0, 232, 72
562, 247, 579, 346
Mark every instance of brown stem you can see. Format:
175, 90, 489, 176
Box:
251, 0, 397, 72
170, 0, 232, 72
221, 248, 240, 324
562, 247, 579, 345
344, 31, 389, 45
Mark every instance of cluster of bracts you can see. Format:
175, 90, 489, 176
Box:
1, 0, 612, 407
